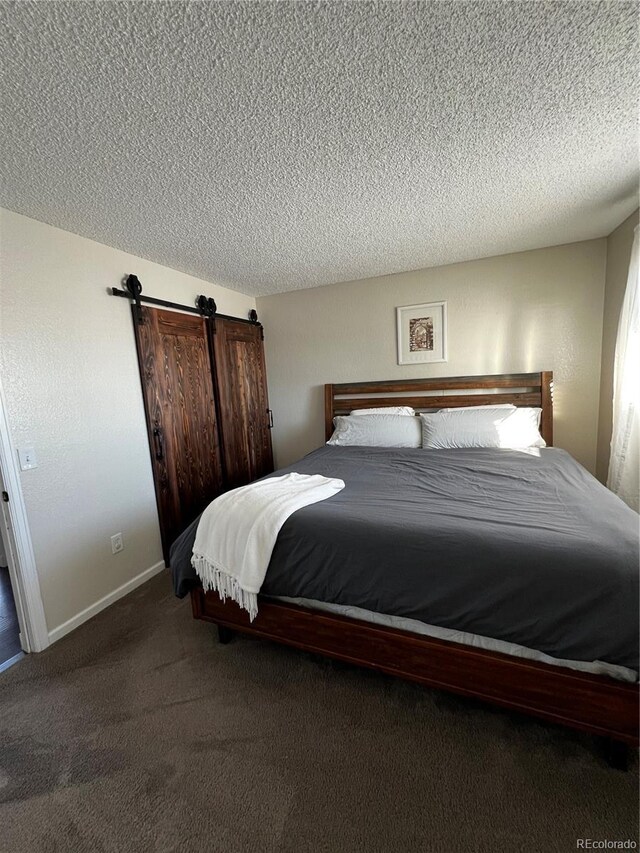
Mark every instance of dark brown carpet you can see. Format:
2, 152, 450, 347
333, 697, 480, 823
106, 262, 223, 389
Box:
0, 573, 637, 853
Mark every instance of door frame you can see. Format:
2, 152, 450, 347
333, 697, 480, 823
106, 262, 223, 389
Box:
0, 374, 49, 653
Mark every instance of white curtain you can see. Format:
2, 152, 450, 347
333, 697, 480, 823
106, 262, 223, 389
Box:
607, 224, 639, 512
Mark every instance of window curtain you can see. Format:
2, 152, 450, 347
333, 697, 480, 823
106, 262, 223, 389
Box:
607, 224, 639, 512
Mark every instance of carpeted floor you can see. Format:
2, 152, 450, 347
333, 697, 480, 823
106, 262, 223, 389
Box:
0, 573, 637, 853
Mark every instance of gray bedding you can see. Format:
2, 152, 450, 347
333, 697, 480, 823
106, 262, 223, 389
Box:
170, 446, 639, 672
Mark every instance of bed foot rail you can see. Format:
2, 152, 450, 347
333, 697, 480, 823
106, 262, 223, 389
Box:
601, 737, 632, 771
217, 624, 234, 645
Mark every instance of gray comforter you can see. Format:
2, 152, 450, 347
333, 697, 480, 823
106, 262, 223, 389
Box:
170, 446, 639, 672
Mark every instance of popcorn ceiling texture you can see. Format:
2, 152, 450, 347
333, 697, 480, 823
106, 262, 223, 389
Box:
0, 1, 637, 296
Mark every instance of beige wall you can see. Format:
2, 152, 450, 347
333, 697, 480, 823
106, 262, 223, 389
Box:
257, 240, 607, 472
596, 210, 639, 482
0, 209, 255, 636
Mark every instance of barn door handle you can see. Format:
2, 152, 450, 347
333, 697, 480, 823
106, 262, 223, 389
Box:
267, 409, 274, 429
153, 427, 164, 460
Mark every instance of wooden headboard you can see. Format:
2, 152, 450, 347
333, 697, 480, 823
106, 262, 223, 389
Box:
324, 371, 554, 446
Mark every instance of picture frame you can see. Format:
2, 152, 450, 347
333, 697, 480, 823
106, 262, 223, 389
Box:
396, 301, 448, 365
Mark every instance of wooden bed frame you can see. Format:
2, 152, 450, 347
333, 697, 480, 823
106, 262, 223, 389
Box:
190, 371, 639, 766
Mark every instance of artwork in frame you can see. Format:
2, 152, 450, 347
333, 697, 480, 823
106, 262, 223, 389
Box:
396, 301, 447, 365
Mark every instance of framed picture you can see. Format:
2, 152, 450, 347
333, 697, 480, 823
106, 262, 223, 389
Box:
396, 301, 447, 365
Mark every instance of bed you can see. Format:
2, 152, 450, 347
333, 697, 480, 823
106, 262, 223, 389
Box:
170, 372, 640, 766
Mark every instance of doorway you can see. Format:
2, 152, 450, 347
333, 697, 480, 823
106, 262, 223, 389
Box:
0, 525, 21, 671
0, 376, 49, 662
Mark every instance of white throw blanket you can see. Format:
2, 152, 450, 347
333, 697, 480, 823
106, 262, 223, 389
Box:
191, 473, 345, 620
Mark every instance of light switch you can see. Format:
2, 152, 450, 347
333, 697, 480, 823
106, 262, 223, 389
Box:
17, 447, 38, 470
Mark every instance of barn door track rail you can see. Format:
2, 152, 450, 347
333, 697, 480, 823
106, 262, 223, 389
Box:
111, 274, 261, 330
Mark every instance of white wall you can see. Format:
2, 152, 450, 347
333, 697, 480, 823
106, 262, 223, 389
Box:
596, 209, 639, 482
0, 209, 255, 637
257, 240, 607, 472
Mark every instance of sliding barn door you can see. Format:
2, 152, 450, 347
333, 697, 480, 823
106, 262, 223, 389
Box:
134, 306, 224, 563
211, 318, 274, 489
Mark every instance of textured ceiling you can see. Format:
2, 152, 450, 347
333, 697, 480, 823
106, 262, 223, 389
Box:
1, 1, 638, 296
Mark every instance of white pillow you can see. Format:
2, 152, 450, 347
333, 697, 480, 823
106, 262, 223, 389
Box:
420, 407, 545, 449
494, 408, 545, 448
328, 414, 422, 448
350, 406, 415, 416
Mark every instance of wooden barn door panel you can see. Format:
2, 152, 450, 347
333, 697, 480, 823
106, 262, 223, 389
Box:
134, 306, 224, 563
211, 318, 274, 488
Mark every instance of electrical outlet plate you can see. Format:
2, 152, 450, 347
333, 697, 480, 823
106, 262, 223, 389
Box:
111, 533, 123, 554
17, 447, 38, 470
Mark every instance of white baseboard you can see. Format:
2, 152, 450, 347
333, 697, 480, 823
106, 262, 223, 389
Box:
48, 560, 165, 645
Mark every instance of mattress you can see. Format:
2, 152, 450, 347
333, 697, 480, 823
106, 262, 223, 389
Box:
170, 445, 639, 676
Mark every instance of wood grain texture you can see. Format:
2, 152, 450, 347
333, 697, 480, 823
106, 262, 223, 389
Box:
134, 306, 224, 563
211, 318, 274, 488
325, 372, 554, 445
334, 373, 546, 394
338, 392, 542, 411
324, 383, 334, 444
193, 589, 640, 746
540, 370, 554, 447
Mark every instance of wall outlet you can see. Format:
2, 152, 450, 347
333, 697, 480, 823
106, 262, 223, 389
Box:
110, 533, 124, 555
17, 447, 38, 470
